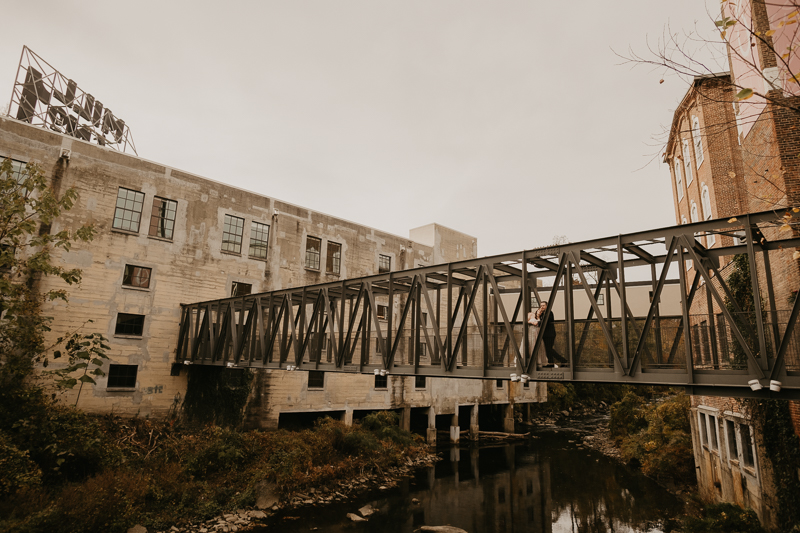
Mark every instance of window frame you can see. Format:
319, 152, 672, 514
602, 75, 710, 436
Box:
305, 236, 321, 270
701, 184, 715, 246
674, 160, 684, 201
415, 375, 426, 389
308, 370, 325, 389
231, 281, 252, 297
107, 364, 138, 389
248, 220, 270, 260
692, 115, 704, 167
378, 254, 391, 274
148, 196, 177, 240
112, 187, 145, 233
377, 304, 389, 321
326, 241, 342, 275
221, 214, 245, 254
683, 140, 693, 185
122, 264, 152, 289
374, 374, 388, 389
115, 313, 145, 337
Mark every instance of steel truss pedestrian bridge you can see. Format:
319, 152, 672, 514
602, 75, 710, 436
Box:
176, 211, 800, 399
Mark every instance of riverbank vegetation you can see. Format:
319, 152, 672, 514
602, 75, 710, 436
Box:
0, 388, 426, 533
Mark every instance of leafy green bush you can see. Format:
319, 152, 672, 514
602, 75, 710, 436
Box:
360, 411, 415, 446
0, 432, 41, 497
185, 426, 248, 478
682, 502, 766, 533
609, 392, 648, 441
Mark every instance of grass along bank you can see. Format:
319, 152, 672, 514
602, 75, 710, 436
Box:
0, 386, 432, 533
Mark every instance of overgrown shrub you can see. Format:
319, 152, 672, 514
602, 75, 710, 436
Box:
0, 432, 41, 497
609, 392, 647, 441
681, 502, 766, 533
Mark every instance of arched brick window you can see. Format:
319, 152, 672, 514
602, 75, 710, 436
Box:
674, 160, 684, 201
701, 184, 715, 246
692, 116, 704, 168
683, 140, 693, 185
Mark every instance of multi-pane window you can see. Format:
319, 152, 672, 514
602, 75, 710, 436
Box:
107, 364, 138, 388
148, 197, 177, 240
326, 241, 341, 274
701, 185, 715, 246
112, 187, 145, 232
741, 424, 755, 468
308, 371, 325, 389
496, 379, 504, 389
726, 419, 739, 462
4, 158, 26, 183
221, 214, 244, 254
122, 264, 151, 288
597, 294, 605, 305
377, 304, 388, 320
415, 375, 426, 389
708, 414, 719, 451
115, 313, 145, 336
378, 254, 391, 273
305, 236, 321, 270
249, 221, 270, 259
674, 161, 684, 201
231, 282, 252, 297
374, 374, 388, 389
683, 140, 693, 184
692, 116, 704, 167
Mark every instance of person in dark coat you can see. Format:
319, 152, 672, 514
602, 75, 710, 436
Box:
533, 301, 568, 368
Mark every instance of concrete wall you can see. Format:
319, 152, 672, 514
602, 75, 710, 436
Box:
0, 115, 545, 423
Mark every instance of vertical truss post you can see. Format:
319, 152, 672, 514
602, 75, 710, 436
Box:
605, 274, 613, 366
435, 285, 441, 364
483, 268, 489, 375
678, 244, 695, 383
617, 236, 629, 367
762, 249, 781, 355
650, 263, 664, 365
414, 276, 422, 370
447, 263, 453, 369
388, 272, 394, 367
521, 251, 529, 372
707, 284, 719, 368
744, 217, 769, 367
566, 259, 575, 366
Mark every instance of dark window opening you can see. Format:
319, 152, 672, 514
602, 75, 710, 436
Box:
308, 370, 325, 389
115, 313, 145, 336
741, 424, 755, 468
378, 254, 391, 273
148, 196, 177, 240
221, 214, 244, 254
374, 374, 388, 389
112, 187, 145, 232
523, 381, 530, 388
305, 236, 321, 270
249, 221, 270, 259
726, 419, 739, 462
377, 304, 388, 320
326, 241, 341, 274
415, 375, 426, 389
231, 282, 252, 297
107, 364, 138, 388
496, 379, 504, 388
122, 264, 151, 288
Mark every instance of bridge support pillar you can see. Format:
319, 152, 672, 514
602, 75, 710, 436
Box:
342, 408, 353, 427
469, 403, 479, 441
503, 403, 515, 433
400, 406, 411, 432
450, 412, 460, 443
426, 407, 436, 445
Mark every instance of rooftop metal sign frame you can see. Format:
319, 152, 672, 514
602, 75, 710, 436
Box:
8, 46, 137, 155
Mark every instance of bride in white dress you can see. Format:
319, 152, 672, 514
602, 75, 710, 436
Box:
518, 309, 547, 370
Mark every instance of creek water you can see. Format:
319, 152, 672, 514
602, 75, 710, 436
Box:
255, 416, 685, 533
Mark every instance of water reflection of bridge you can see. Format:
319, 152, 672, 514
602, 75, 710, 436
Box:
177, 211, 800, 398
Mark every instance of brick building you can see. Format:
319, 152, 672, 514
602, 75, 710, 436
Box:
664, 24, 800, 522
0, 114, 545, 441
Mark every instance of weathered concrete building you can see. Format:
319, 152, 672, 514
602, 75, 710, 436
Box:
0, 114, 544, 438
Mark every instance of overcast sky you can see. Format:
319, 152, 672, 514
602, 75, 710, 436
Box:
1, 1, 725, 257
